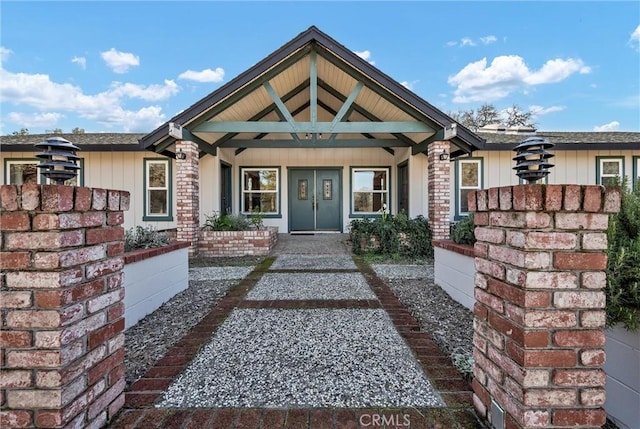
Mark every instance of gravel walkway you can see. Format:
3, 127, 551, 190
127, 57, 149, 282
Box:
157, 308, 444, 408
270, 254, 356, 270
246, 273, 376, 300
373, 262, 474, 358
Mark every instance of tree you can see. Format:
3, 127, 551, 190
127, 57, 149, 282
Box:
49, 128, 63, 134
71, 127, 85, 134
449, 103, 535, 131
11, 128, 29, 136
504, 104, 534, 128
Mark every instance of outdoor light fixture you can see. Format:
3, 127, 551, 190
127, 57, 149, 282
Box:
35, 136, 80, 185
175, 148, 187, 160
439, 150, 449, 161
512, 136, 555, 183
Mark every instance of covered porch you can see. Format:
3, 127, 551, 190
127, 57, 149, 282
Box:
140, 26, 485, 252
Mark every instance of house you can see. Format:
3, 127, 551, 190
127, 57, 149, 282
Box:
1, 26, 639, 250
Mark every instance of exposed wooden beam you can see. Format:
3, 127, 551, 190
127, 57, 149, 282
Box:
235, 148, 246, 155
310, 51, 318, 133
382, 147, 395, 155
194, 121, 433, 134
330, 82, 363, 131
219, 139, 408, 148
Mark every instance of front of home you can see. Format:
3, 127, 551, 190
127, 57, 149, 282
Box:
1, 26, 639, 241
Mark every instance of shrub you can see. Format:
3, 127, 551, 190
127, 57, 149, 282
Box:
125, 226, 171, 252
451, 214, 476, 245
201, 211, 263, 231
606, 179, 640, 331
349, 211, 433, 258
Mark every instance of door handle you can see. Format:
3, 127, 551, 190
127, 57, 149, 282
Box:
312, 195, 317, 210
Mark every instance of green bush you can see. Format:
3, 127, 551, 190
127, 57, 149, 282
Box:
451, 214, 476, 245
201, 211, 263, 231
606, 179, 640, 331
125, 226, 171, 252
349, 211, 433, 258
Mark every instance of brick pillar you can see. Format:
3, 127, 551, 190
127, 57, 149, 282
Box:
175, 140, 199, 256
427, 140, 451, 241
0, 184, 129, 428
470, 184, 621, 429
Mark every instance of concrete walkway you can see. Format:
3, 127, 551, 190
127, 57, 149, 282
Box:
110, 234, 482, 428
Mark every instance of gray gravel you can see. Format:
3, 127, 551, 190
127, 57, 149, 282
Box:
189, 266, 254, 281
374, 262, 474, 357
270, 254, 356, 270
124, 279, 235, 386
371, 264, 433, 279
246, 273, 376, 300
157, 308, 444, 408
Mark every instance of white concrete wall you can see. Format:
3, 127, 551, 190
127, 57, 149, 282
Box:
433, 246, 475, 310
604, 325, 640, 429
123, 247, 188, 329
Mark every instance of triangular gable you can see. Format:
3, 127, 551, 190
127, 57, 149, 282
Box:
141, 26, 485, 158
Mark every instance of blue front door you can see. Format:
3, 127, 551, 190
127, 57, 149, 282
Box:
289, 168, 341, 231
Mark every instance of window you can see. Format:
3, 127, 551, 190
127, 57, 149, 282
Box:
456, 158, 483, 218
241, 168, 279, 214
144, 159, 172, 221
596, 157, 624, 186
4, 158, 84, 186
634, 156, 640, 190
351, 167, 389, 215
5, 159, 39, 185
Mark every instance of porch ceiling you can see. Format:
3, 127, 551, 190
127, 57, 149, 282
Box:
142, 26, 485, 158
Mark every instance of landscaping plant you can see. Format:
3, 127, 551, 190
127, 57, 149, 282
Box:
201, 211, 264, 231
124, 225, 171, 252
451, 214, 476, 245
606, 179, 640, 331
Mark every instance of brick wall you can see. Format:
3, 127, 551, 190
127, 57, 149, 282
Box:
175, 140, 199, 256
198, 227, 278, 257
427, 141, 451, 241
0, 184, 129, 429
470, 184, 620, 429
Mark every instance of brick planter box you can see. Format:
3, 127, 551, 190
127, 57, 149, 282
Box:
123, 242, 190, 329
198, 226, 278, 257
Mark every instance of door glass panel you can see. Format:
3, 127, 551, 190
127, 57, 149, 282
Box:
323, 179, 332, 200
298, 179, 308, 199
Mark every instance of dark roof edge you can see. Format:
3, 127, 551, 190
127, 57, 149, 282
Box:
482, 142, 640, 151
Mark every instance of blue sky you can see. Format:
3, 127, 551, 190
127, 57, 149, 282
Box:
1, 1, 638, 135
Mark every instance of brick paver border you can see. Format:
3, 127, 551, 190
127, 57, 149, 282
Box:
111, 255, 486, 428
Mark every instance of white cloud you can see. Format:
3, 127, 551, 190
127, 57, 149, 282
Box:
629, 25, 640, 51
448, 55, 591, 103
529, 105, 566, 115
354, 50, 375, 65
108, 80, 179, 101
446, 41, 458, 47
480, 35, 497, 45
71, 56, 86, 70
0, 68, 170, 132
0, 46, 12, 67
7, 111, 64, 128
460, 37, 476, 47
178, 68, 225, 83
101, 48, 140, 74
593, 121, 620, 132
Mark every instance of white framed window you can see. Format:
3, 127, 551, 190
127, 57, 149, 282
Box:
144, 159, 172, 221
241, 168, 279, 214
5, 158, 84, 186
456, 158, 483, 218
596, 157, 624, 186
351, 167, 389, 215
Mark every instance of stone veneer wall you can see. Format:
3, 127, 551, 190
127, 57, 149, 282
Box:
198, 227, 279, 257
470, 184, 620, 429
427, 140, 451, 241
0, 184, 129, 428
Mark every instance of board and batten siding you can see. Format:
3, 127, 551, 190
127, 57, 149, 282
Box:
449, 149, 639, 219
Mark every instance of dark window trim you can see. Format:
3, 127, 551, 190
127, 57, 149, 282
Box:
143, 158, 173, 222
455, 157, 484, 220
595, 156, 625, 186
349, 166, 391, 218
239, 166, 282, 218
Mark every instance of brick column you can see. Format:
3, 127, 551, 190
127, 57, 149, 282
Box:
175, 140, 199, 256
470, 184, 621, 429
427, 140, 451, 241
0, 184, 129, 428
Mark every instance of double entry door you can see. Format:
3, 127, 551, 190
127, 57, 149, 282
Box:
289, 169, 341, 232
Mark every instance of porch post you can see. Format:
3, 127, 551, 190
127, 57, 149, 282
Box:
427, 140, 451, 241
175, 140, 200, 256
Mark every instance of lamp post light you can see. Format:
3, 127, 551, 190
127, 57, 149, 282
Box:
35, 136, 80, 185
512, 136, 555, 184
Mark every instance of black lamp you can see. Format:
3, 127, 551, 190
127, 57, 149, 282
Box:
512, 136, 554, 183
35, 136, 80, 185
176, 148, 187, 160
439, 150, 449, 161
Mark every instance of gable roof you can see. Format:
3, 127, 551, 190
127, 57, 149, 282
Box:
0, 133, 144, 152
140, 26, 485, 157
477, 131, 640, 151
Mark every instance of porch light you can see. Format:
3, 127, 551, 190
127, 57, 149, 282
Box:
512, 136, 554, 183
176, 148, 187, 160
439, 150, 449, 161
35, 136, 80, 185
